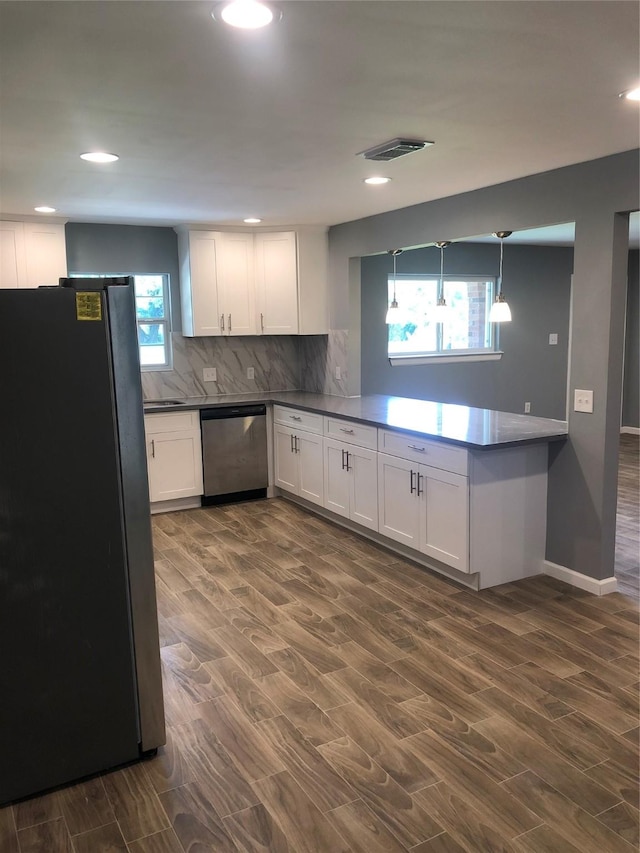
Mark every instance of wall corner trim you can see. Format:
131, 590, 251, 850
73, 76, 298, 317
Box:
543, 560, 618, 596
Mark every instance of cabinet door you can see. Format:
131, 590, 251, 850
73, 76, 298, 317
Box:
255, 231, 298, 334
420, 465, 469, 573
377, 452, 421, 548
187, 231, 222, 336
274, 424, 298, 493
297, 430, 324, 507
349, 445, 378, 532
218, 232, 256, 335
0, 222, 26, 288
147, 431, 203, 502
323, 438, 349, 519
24, 223, 67, 288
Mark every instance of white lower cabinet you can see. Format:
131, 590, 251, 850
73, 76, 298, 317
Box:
378, 452, 469, 573
324, 437, 378, 531
274, 423, 323, 506
144, 412, 203, 503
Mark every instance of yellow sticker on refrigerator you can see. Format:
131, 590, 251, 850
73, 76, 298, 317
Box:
75, 291, 102, 321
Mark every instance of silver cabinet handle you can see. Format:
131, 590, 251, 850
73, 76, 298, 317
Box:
345, 450, 351, 472
408, 444, 426, 452
339, 428, 355, 434
151, 439, 155, 459
260, 312, 264, 332
410, 469, 416, 494
294, 435, 300, 453
290, 434, 294, 453
221, 314, 225, 331
417, 472, 424, 497
341, 448, 347, 470
289, 415, 302, 421
228, 314, 232, 332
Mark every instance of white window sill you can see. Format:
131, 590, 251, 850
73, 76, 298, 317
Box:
389, 352, 503, 367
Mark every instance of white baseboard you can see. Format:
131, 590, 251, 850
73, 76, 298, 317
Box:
543, 560, 618, 596
621, 426, 640, 435
150, 496, 202, 514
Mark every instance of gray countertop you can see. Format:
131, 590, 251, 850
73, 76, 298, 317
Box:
143, 391, 568, 450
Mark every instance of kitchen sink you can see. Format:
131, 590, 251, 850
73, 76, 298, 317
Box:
143, 399, 187, 407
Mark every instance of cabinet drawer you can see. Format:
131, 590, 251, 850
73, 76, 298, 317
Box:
323, 416, 377, 449
144, 410, 200, 434
273, 405, 323, 434
378, 428, 468, 475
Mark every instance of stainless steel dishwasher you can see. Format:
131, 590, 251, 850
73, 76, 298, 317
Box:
200, 404, 268, 504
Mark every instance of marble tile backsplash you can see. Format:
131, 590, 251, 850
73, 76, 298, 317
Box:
298, 329, 349, 396
141, 333, 301, 399
141, 329, 350, 400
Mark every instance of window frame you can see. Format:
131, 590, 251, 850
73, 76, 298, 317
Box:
387, 273, 503, 366
69, 272, 173, 371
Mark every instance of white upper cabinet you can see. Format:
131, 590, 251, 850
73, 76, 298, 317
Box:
217, 232, 256, 336
0, 221, 67, 289
177, 226, 328, 337
255, 231, 298, 334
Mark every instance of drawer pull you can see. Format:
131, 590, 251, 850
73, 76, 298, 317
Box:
339, 427, 355, 434
407, 444, 426, 452
289, 415, 302, 421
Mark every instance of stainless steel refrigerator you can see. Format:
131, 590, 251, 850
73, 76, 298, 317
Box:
0, 278, 165, 805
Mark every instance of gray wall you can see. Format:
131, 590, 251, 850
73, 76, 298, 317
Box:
361, 243, 573, 420
623, 250, 639, 428
65, 223, 182, 330
328, 149, 639, 582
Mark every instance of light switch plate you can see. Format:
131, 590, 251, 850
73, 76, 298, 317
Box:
247, 367, 255, 379
574, 389, 593, 413
203, 367, 217, 382
549, 333, 558, 345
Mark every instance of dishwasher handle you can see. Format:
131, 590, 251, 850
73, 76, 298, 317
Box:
200, 404, 266, 421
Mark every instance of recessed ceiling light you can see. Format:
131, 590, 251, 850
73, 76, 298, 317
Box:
212, 1, 281, 29
364, 177, 391, 185
244, 217, 262, 223
80, 152, 119, 163
34, 206, 57, 213
620, 86, 640, 101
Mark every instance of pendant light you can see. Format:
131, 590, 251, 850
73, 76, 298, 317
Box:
385, 249, 404, 324
432, 241, 451, 323
489, 230, 513, 323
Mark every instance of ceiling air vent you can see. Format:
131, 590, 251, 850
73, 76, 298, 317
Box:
358, 138, 433, 162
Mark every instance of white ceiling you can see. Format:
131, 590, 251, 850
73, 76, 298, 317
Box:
0, 1, 638, 236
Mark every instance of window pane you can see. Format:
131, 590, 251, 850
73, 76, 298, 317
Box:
442, 280, 492, 351
134, 275, 166, 297
388, 278, 438, 355
138, 323, 167, 366
135, 295, 165, 320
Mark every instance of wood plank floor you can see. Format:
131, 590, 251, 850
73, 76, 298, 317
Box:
3, 495, 638, 852
616, 434, 639, 598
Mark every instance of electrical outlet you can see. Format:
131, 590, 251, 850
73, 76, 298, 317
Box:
203, 367, 217, 382
246, 367, 255, 380
524, 402, 531, 413
574, 389, 594, 413
335, 365, 341, 380
549, 333, 558, 345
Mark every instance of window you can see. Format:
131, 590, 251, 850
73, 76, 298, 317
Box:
387, 275, 499, 363
70, 273, 172, 370
133, 275, 172, 370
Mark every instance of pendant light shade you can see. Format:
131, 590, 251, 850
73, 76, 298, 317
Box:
385, 249, 404, 324
432, 241, 451, 323
489, 230, 512, 323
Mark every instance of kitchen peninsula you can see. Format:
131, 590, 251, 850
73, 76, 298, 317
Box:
144, 393, 567, 591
